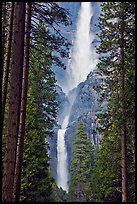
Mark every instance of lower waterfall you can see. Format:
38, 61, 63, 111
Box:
57, 115, 69, 192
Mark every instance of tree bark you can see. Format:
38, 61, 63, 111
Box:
2, 2, 14, 127
120, 5, 128, 202
12, 3, 32, 202
2, 2, 25, 202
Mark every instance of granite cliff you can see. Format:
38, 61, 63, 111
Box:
48, 69, 104, 181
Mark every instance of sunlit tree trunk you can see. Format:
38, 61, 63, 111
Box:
2, 3, 25, 202
12, 3, 32, 202
2, 2, 14, 127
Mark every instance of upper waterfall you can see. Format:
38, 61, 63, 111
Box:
62, 2, 98, 94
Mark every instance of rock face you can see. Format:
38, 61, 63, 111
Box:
65, 69, 103, 169
48, 69, 104, 181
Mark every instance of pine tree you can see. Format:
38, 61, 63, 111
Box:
2, 2, 71, 202
12, 3, 32, 202
119, 4, 127, 201
20, 23, 58, 202
20, 88, 53, 202
92, 120, 122, 202
94, 2, 135, 202
31, 2, 71, 70
2, 3, 26, 202
68, 121, 95, 202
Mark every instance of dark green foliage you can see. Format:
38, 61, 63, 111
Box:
20, 24, 59, 202
29, 23, 58, 137
20, 89, 53, 202
50, 184, 68, 202
31, 2, 71, 70
68, 121, 95, 202
92, 121, 122, 202
2, 2, 71, 202
20, 68, 57, 201
93, 2, 135, 202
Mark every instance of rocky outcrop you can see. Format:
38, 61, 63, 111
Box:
48, 69, 104, 181
64, 69, 102, 168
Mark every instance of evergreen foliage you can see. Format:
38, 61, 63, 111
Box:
31, 2, 71, 70
20, 88, 52, 202
20, 24, 58, 202
93, 2, 135, 202
2, 2, 71, 202
68, 121, 95, 202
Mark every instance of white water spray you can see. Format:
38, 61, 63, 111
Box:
56, 2, 98, 192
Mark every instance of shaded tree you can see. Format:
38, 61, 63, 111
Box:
20, 23, 58, 202
2, 3, 26, 202
12, 3, 32, 202
94, 2, 135, 202
2, 2, 71, 202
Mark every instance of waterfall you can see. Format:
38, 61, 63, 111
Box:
56, 96, 76, 192
57, 115, 69, 192
62, 2, 98, 94
56, 2, 98, 192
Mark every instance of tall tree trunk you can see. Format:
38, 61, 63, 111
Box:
2, 3, 25, 202
2, 2, 14, 127
12, 3, 32, 202
120, 5, 127, 202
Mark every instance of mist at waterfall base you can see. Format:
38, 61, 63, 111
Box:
56, 2, 98, 192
